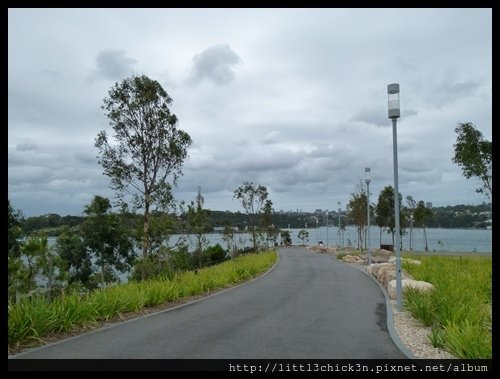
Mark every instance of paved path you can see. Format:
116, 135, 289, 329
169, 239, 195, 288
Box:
12, 247, 406, 359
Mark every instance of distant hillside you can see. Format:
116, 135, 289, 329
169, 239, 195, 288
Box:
22, 203, 492, 235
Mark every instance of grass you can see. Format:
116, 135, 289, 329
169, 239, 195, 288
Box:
8, 250, 277, 350
402, 255, 491, 358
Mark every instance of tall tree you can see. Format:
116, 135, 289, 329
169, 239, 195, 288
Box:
297, 229, 309, 245
233, 182, 269, 252
348, 181, 368, 251
20, 233, 49, 293
452, 122, 492, 199
260, 199, 276, 249
413, 200, 434, 252
406, 196, 417, 251
187, 187, 211, 267
96, 75, 192, 261
8, 200, 24, 258
55, 226, 93, 289
81, 196, 135, 287
374, 185, 406, 248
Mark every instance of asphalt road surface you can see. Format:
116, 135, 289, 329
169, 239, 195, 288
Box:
12, 247, 407, 359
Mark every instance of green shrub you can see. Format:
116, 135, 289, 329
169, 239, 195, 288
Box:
9, 250, 277, 349
403, 255, 491, 358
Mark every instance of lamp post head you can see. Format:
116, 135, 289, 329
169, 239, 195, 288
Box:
388, 83, 400, 119
365, 167, 371, 184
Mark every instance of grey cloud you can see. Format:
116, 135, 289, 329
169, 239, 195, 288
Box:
16, 142, 39, 151
426, 72, 483, 108
403, 109, 418, 117
89, 48, 137, 81
261, 131, 282, 145
350, 109, 388, 127
188, 44, 241, 86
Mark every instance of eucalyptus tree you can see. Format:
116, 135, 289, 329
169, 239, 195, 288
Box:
348, 181, 368, 251
96, 75, 192, 261
406, 196, 417, 251
8, 200, 23, 259
413, 200, 434, 252
297, 229, 309, 245
55, 226, 93, 289
375, 185, 406, 249
453, 122, 492, 199
187, 187, 211, 267
261, 199, 277, 249
233, 182, 270, 252
81, 195, 135, 287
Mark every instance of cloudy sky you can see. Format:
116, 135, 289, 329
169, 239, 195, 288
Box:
9, 8, 492, 217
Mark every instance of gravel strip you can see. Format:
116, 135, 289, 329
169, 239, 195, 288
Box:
390, 300, 456, 359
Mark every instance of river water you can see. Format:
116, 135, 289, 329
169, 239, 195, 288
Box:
48, 226, 491, 253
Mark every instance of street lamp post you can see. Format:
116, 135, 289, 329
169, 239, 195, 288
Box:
316, 218, 319, 244
326, 210, 329, 248
365, 167, 371, 265
388, 83, 403, 311
337, 202, 341, 249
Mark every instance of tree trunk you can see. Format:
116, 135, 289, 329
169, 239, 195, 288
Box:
409, 221, 413, 250
423, 226, 429, 251
141, 192, 150, 281
101, 262, 105, 288
143, 195, 150, 259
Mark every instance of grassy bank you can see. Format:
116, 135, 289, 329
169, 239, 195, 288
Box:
402, 255, 491, 358
8, 250, 277, 350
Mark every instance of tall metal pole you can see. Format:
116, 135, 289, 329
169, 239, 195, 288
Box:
366, 178, 371, 265
326, 211, 329, 248
316, 219, 319, 244
392, 117, 403, 311
338, 202, 341, 248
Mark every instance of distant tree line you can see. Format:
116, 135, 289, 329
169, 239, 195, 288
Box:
20, 201, 491, 238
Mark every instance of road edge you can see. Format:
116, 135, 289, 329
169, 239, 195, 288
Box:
339, 260, 416, 360
10, 250, 281, 359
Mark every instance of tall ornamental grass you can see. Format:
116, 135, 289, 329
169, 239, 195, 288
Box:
402, 255, 491, 358
9, 251, 277, 349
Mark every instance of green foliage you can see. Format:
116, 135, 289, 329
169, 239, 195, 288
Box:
413, 200, 434, 251
452, 122, 492, 199
348, 182, 368, 250
444, 319, 492, 359
8, 200, 24, 258
203, 244, 227, 265
96, 74, 192, 259
81, 195, 135, 287
375, 186, 406, 246
187, 187, 211, 267
404, 287, 435, 326
297, 229, 309, 245
55, 226, 93, 288
8, 251, 277, 349
429, 324, 446, 349
403, 255, 491, 358
280, 229, 291, 245
233, 182, 270, 252
336, 253, 348, 260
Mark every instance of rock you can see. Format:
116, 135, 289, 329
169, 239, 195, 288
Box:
365, 265, 373, 275
378, 265, 397, 287
376, 249, 394, 257
388, 257, 421, 265
371, 263, 392, 279
342, 255, 356, 263
388, 279, 435, 300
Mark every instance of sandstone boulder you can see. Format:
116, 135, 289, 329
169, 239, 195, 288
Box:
387, 279, 435, 300
387, 257, 421, 265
